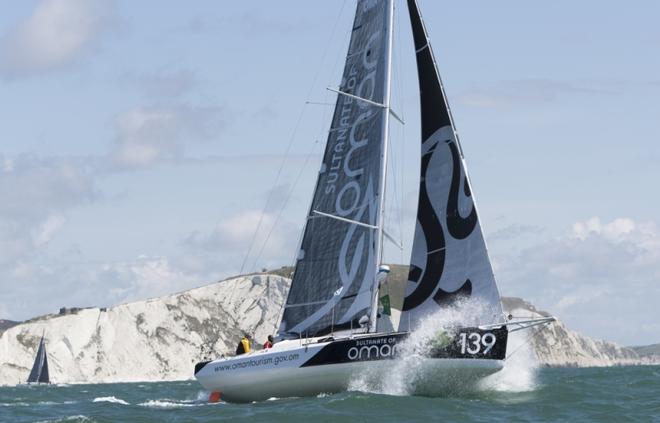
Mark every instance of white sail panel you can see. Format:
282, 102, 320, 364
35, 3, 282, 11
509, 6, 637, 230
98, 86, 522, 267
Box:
400, 0, 503, 329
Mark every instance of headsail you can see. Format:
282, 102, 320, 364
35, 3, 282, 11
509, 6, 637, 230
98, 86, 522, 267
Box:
400, 0, 503, 330
278, 0, 393, 338
27, 335, 50, 384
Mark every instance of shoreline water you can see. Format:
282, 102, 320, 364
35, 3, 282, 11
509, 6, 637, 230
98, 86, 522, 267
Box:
1, 366, 659, 422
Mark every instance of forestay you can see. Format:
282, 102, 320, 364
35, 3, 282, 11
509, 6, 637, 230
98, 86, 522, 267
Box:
278, 0, 392, 338
399, 0, 503, 330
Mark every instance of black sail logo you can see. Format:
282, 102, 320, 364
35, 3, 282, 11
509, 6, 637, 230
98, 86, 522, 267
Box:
403, 135, 476, 313
402, 141, 445, 311
446, 140, 477, 240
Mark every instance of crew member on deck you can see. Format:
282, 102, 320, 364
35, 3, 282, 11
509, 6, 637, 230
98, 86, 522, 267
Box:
263, 335, 274, 349
235, 333, 251, 355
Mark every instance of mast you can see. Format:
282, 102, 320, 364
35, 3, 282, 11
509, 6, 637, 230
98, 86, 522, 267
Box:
369, 0, 395, 332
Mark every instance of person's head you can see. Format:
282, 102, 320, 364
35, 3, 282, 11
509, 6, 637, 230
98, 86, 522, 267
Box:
268, 335, 274, 343
243, 332, 250, 340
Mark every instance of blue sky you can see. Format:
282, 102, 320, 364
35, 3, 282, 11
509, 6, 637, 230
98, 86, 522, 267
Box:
0, 0, 658, 346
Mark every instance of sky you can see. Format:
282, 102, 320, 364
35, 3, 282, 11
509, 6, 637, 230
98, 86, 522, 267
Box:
0, 0, 658, 346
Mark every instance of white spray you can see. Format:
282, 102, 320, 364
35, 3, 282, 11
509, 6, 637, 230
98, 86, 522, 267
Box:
348, 298, 539, 396
478, 327, 539, 393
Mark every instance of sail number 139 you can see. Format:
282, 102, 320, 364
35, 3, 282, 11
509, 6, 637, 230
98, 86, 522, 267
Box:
459, 332, 497, 355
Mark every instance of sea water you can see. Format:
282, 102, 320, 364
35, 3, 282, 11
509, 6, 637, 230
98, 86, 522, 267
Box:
3, 307, 658, 422
1, 365, 658, 422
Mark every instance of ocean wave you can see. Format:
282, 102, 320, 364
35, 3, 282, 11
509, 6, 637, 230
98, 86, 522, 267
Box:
92, 396, 129, 405
34, 415, 95, 423
138, 399, 199, 408
1, 400, 76, 407
37, 401, 77, 406
195, 390, 210, 401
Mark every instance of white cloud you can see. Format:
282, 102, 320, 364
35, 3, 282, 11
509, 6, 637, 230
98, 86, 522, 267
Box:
496, 217, 660, 345
0, 154, 95, 220
554, 287, 610, 312
456, 79, 614, 109
0, 222, 32, 268
112, 108, 181, 168
184, 209, 299, 274
0, 155, 101, 319
93, 256, 198, 302
110, 105, 224, 169
2, 157, 14, 172
0, 0, 113, 77
0, 155, 95, 265
571, 217, 636, 242
488, 223, 544, 242
31, 214, 66, 246
188, 9, 312, 38
186, 210, 276, 250
122, 70, 198, 100
0, 256, 203, 320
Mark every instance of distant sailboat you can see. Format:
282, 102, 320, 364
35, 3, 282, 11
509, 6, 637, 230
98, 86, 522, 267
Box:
27, 334, 50, 384
195, 0, 554, 402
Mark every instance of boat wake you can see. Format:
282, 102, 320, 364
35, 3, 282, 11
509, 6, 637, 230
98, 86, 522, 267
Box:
92, 396, 129, 405
348, 298, 539, 397
137, 390, 222, 408
137, 399, 202, 408
89, 392, 213, 408
478, 330, 538, 393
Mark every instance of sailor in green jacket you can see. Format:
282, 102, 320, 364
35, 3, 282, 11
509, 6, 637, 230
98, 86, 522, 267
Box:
235, 333, 251, 355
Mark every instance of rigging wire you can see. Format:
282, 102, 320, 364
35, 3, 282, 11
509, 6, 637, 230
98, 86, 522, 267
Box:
268, 2, 384, 334
252, 139, 321, 271
274, 4, 351, 329
504, 324, 547, 361
239, 110, 304, 275
239, 0, 349, 275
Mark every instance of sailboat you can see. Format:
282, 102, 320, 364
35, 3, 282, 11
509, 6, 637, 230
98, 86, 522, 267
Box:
194, 0, 553, 402
27, 334, 50, 384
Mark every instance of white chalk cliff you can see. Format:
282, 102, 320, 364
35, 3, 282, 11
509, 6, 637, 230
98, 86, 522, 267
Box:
501, 297, 646, 367
0, 274, 288, 385
0, 273, 655, 385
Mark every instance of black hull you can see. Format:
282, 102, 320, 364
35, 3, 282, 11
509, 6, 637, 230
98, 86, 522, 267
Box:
300, 326, 508, 368
195, 326, 508, 376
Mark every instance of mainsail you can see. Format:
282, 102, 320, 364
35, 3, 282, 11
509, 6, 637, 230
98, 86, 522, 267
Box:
278, 0, 393, 337
399, 0, 503, 329
27, 335, 50, 384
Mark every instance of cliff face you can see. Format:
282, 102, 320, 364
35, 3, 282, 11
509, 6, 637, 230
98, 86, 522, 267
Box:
0, 274, 655, 386
0, 319, 18, 334
631, 343, 660, 360
501, 297, 646, 367
0, 274, 287, 385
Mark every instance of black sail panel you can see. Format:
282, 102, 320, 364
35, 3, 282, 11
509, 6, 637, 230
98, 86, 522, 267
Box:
278, 0, 391, 337
27, 336, 49, 384
39, 349, 50, 383
400, 0, 503, 329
